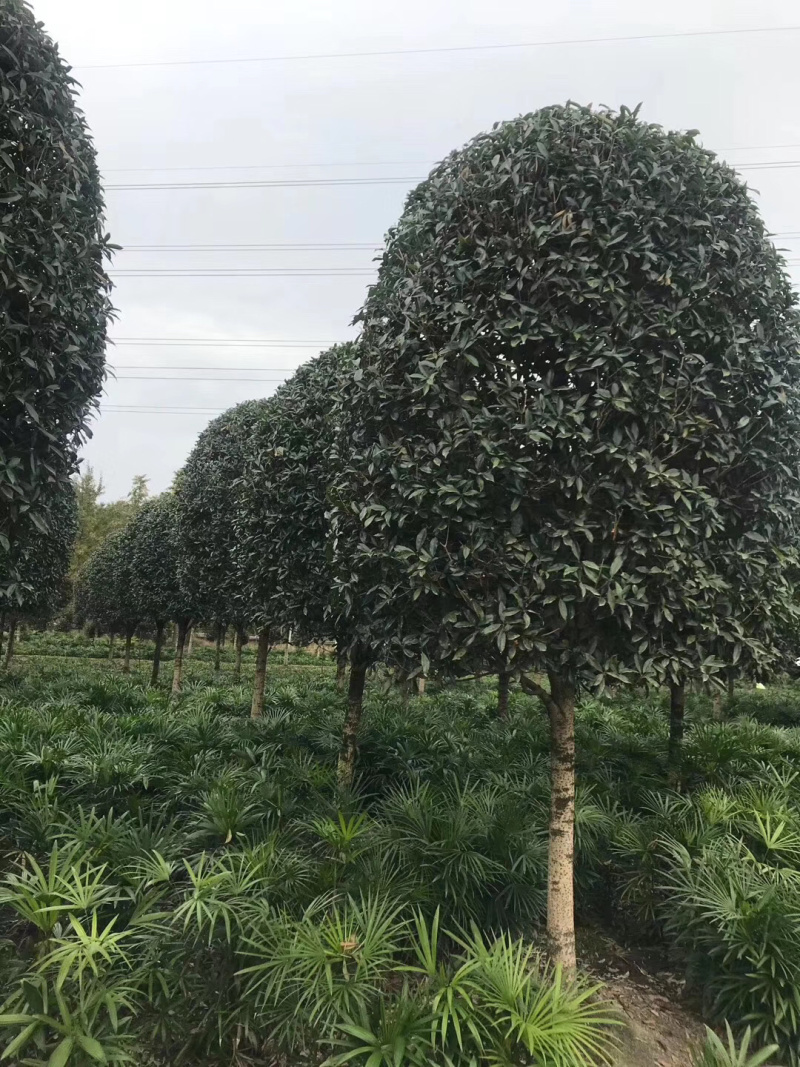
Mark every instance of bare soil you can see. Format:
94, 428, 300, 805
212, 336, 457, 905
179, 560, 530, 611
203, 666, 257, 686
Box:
578, 929, 707, 1067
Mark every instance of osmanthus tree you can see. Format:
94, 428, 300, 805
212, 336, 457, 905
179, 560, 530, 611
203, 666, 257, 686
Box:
123, 495, 196, 691
331, 103, 800, 970
175, 400, 270, 689
234, 347, 358, 723
78, 529, 140, 673
0, 0, 112, 605
1, 486, 78, 668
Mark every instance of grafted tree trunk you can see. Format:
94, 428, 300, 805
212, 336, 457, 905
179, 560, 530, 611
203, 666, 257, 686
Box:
668, 679, 686, 783
3, 616, 17, 670
172, 619, 190, 695
214, 627, 223, 672
338, 657, 367, 789
150, 621, 165, 687
108, 633, 115, 660
234, 628, 244, 679
336, 646, 348, 692
545, 671, 576, 973
251, 626, 271, 718
497, 670, 511, 719
122, 632, 133, 675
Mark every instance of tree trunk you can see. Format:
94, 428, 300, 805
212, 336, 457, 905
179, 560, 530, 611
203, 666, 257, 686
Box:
0, 613, 6, 663
108, 633, 115, 660
546, 671, 577, 974
172, 619, 190, 695
336, 647, 348, 692
150, 621, 165, 687
338, 659, 367, 789
497, 670, 511, 719
727, 670, 735, 705
251, 626, 270, 718
214, 628, 223, 672
122, 632, 133, 675
711, 688, 723, 722
416, 674, 426, 696
186, 627, 194, 657
234, 629, 244, 679
3, 616, 17, 670
668, 679, 686, 782
284, 626, 292, 666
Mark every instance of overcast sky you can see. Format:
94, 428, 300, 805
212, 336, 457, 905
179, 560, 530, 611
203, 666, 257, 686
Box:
31, 0, 800, 499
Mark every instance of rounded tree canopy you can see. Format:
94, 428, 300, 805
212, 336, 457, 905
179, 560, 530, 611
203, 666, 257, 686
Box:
123, 494, 193, 627
78, 527, 139, 636
235, 345, 356, 640
0, 0, 112, 598
336, 103, 800, 685
175, 399, 270, 632
4, 483, 78, 622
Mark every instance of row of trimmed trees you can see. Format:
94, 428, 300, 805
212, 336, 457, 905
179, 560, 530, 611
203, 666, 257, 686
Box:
77, 104, 800, 973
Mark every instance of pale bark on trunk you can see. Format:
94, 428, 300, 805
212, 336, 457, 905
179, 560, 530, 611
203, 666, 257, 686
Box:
711, 689, 723, 722
234, 629, 244, 679
172, 620, 190, 695
150, 621, 165, 687
545, 671, 576, 974
186, 627, 194, 658
251, 626, 270, 718
3, 616, 17, 670
122, 633, 133, 675
108, 634, 115, 660
668, 679, 686, 783
214, 629, 223, 672
337, 660, 367, 789
284, 626, 292, 666
416, 675, 426, 696
497, 670, 511, 719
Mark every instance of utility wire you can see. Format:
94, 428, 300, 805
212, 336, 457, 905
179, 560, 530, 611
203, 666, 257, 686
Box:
106, 176, 422, 191
113, 375, 290, 381
75, 24, 800, 70
110, 337, 333, 345
119, 242, 379, 251
108, 269, 374, 277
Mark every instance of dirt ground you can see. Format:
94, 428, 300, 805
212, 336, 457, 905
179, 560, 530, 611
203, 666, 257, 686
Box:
578, 929, 707, 1067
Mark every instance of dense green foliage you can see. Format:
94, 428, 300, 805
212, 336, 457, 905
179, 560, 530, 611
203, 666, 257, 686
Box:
0, 0, 112, 602
0, 652, 797, 1063
71, 469, 148, 584
175, 401, 268, 636
337, 103, 800, 687
2, 485, 77, 625
235, 345, 357, 644
122, 495, 193, 632
75, 529, 139, 640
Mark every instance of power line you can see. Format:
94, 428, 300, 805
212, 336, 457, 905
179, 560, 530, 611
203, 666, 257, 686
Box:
119, 242, 380, 251
108, 269, 374, 277
110, 365, 303, 370
75, 24, 800, 70
105, 161, 431, 174
113, 375, 290, 381
106, 176, 422, 191
111, 337, 333, 345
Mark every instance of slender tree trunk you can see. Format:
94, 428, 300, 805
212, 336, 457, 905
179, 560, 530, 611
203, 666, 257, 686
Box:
711, 688, 723, 722
416, 674, 426, 695
150, 621, 165, 687
497, 670, 511, 719
251, 626, 270, 718
284, 626, 292, 666
234, 629, 244, 679
122, 632, 133, 675
3, 616, 17, 670
668, 679, 686, 783
186, 627, 194, 658
172, 620, 189, 695
0, 612, 6, 663
214, 628, 223, 672
336, 647, 348, 692
546, 671, 577, 974
338, 658, 367, 789
108, 633, 115, 660
727, 670, 735, 705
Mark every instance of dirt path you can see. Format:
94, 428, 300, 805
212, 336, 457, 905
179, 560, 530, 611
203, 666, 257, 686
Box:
578, 929, 707, 1067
